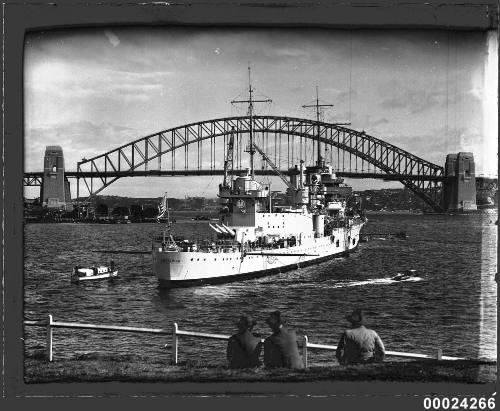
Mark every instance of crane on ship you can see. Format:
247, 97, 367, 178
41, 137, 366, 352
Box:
221, 126, 235, 189
252, 142, 298, 193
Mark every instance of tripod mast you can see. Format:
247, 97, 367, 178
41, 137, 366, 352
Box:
302, 86, 333, 166
231, 67, 272, 178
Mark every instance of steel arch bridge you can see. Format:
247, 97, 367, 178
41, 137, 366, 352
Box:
75, 115, 445, 211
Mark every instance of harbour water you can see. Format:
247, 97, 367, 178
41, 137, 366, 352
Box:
24, 210, 497, 365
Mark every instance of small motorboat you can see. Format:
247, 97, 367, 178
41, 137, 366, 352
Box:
392, 269, 417, 281
71, 262, 118, 283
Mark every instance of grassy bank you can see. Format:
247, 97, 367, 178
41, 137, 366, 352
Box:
24, 353, 496, 384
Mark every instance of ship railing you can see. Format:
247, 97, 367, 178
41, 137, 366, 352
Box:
196, 248, 239, 254
162, 239, 241, 252
198, 242, 240, 252
25, 316, 467, 366
155, 238, 302, 253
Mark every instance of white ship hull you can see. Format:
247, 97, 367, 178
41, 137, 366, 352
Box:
153, 223, 363, 287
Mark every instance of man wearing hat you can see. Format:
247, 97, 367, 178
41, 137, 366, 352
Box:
226, 314, 263, 369
335, 309, 385, 365
263, 310, 304, 369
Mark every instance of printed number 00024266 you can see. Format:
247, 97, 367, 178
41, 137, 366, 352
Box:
423, 397, 495, 410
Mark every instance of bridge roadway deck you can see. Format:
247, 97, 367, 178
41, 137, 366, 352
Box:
24, 169, 444, 182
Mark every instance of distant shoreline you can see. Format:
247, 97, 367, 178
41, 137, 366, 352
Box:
364, 210, 423, 215
23, 208, 498, 224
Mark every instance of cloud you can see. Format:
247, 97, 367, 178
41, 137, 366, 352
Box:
104, 30, 120, 47
321, 88, 358, 104
366, 117, 389, 128
273, 48, 309, 59
257, 46, 311, 64
337, 89, 358, 101
25, 59, 173, 103
336, 112, 389, 132
380, 88, 446, 114
378, 125, 488, 167
379, 79, 481, 115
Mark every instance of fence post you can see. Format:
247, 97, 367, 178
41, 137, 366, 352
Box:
46, 314, 53, 362
302, 335, 308, 369
172, 322, 178, 365
435, 348, 442, 360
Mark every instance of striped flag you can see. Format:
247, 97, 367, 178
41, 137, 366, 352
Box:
157, 193, 167, 222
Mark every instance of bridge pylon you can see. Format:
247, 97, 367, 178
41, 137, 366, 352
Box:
442, 152, 477, 211
41, 146, 73, 211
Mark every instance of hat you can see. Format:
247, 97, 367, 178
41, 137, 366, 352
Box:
345, 309, 366, 325
265, 310, 283, 327
236, 314, 257, 330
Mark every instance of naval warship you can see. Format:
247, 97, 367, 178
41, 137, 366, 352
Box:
152, 73, 366, 287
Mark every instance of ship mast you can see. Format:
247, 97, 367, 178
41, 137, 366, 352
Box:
231, 67, 271, 178
302, 86, 333, 167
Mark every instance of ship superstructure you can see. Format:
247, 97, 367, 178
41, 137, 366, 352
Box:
152, 71, 365, 287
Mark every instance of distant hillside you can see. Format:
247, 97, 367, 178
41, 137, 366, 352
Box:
75, 189, 426, 212
74, 195, 219, 211
30, 183, 496, 214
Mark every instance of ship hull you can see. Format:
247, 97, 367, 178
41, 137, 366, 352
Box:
157, 247, 357, 288
153, 224, 363, 288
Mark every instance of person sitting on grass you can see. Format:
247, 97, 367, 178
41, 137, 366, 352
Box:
226, 314, 262, 369
335, 309, 385, 365
263, 310, 304, 369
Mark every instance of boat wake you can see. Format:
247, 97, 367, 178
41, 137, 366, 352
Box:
275, 275, 424, 289
190, 275, 425, 294
331, 276, 423, 288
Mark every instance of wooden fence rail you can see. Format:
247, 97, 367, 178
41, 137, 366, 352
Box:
24, 315, 466, 367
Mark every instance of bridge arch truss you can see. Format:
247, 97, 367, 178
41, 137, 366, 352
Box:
77, 115, 444, 211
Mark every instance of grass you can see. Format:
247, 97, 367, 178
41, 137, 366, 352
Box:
24, 352, 496, 384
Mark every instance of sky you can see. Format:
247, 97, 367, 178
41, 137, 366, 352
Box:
24, 28, 498, 198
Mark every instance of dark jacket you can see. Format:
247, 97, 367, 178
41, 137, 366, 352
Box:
335, 325, 385, 365
227, 330, 262, 368
264, 327, 304, 369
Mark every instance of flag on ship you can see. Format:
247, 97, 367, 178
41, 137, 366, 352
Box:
157, 193, 168, 222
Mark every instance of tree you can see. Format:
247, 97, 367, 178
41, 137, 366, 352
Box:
95, 203, 109, 216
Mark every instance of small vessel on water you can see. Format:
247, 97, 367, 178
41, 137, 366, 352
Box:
152, 70, 366, 288
392, 269, 417, 281
71, 262, 118, 283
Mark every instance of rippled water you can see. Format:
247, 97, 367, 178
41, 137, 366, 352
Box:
24, 210, 497, 365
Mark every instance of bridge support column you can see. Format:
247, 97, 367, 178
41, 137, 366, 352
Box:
442, 152, 477, 212
41, 146, 73, 211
